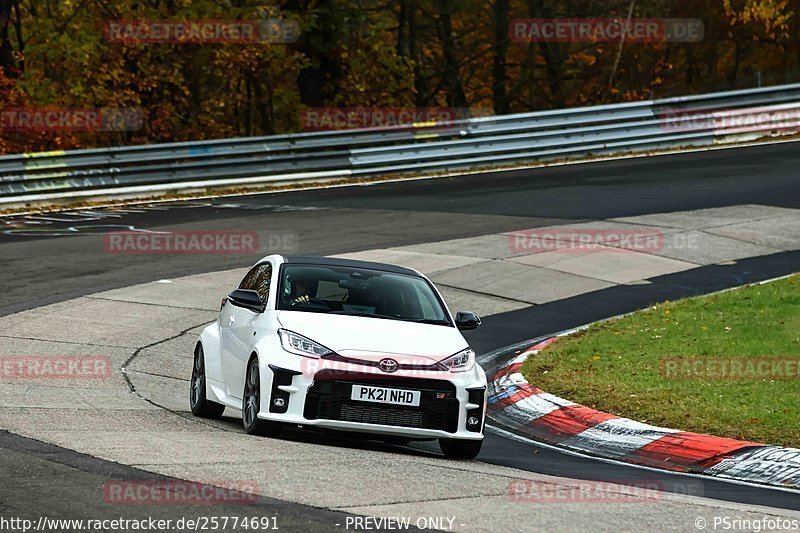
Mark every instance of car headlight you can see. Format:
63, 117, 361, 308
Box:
439, 348, 475, 372
278, 329, 333, 358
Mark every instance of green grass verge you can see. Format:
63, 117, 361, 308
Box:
521, 274, 800, 447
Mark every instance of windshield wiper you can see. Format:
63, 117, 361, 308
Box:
402, 318, 451, 326
327, 311, 378, 318
326, 311, 449, 326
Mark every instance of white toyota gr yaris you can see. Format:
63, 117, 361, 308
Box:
190, 255, 487, 459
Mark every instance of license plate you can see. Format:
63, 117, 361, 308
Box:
351, 385, 421, 407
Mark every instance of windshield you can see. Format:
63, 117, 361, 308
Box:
277, 264, 451, 326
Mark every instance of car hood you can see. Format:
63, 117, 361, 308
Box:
276, 311, 468, 362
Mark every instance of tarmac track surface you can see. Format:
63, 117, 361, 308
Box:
1, 141, 799, 530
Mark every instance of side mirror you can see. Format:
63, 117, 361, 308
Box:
455, 311, 481, 331
228, 289, 265, 313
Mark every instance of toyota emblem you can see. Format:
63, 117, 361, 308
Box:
378, 358, 399, 373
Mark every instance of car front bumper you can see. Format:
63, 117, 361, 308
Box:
257, 356, 487, 440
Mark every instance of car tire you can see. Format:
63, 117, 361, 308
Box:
439, 438, 483, 460
243, 357, 282, 437
190, 344, 226, 419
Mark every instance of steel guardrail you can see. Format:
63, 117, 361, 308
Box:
2, 83, 799, 203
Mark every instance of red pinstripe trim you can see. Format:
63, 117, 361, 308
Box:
625, 432, 763, 472
522, 405, 619, 444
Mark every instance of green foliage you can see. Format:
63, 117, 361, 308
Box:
521, 275, 800, 447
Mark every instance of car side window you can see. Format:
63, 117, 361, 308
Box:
238, 266, 260, 292
239, 262, 273, 303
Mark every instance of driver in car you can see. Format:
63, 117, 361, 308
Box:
290, 278, 314, 306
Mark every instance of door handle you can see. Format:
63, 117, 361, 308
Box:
228, 315, 235, 326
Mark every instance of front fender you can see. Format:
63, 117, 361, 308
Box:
198, 321, 223, 383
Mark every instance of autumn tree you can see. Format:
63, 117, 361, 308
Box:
0, 0, 797, 153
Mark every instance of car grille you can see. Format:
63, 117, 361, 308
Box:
338, 404, 424, 427
304, 371, 459, 433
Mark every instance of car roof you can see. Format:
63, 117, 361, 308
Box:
282, 255, 421, 277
